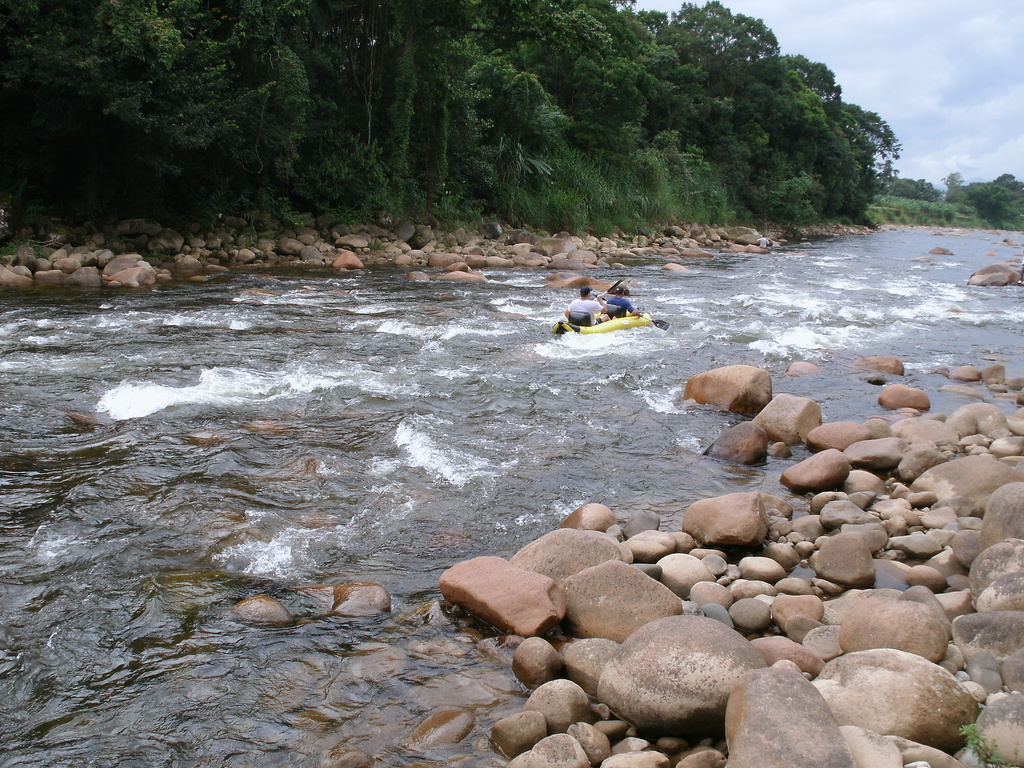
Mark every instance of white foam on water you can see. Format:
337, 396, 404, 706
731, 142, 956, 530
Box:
211, 514, 344, 578
534, 328, 653, 359
747, 325, 839, 356
643, 386, 684, 413
439, 323, 519, 340
97, 362, 423, 420
375, 319, 439, 339
29, 526, 76, 561
389, 418, 494, 486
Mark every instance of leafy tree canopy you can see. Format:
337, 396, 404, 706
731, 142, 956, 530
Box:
0, 0, 908, 229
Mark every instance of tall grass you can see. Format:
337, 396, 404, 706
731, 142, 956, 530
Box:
868, 195, 985, 228
494, 145, 734, 236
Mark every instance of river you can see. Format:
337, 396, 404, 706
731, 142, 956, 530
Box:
1, 226, 1022, 766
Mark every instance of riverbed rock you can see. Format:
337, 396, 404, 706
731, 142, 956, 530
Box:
969, 262, 1020, 286
332, 250, 364, 270
897, 442, 949, 483
407, 709, 475, 750
946, 402, 1009, 437
853, 356, 904, 375
105, 262, 157, 288
891, 416, 961, 448
969, 539, 1024, 598
508, 733, 590, 768
492, 710, 548, 758
981, 483, 1024, 549
683, 365, 773, 417
838, 725, 904, 768
806, 421, 875, 452
781, 449, 852, 494
843, 437, 907, 471
811, 532, 876, 589
0, 265, 34, 286
509, 528, 628, 584
752, 393, 822, 445
657, 553, 716, 598
561, 559, 683, 642
232, 595, 293, 624
439, 556, 565, 637
771, 593, 825, 629
977, 572, 1024, 613
911, 455, 1024, 516
975, 694, 1024, 767
952, 611, 1024, 662
62, 266, 103, 288
749, 636, 825, 676
813, 648, 977, 752
513, 637, 563, 689
704, 422, 768, 464
682, 491, 772, 547
725, 666, 855, 768
837, 597, 949, 663
523, 679, 594, 734
560, 502, 618, 532
878, 384, 930, 410
596, 615, 766, 735
562, 637, 620, 696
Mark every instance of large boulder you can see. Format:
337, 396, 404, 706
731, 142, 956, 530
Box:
439, 556, 565, 637
560, 559, 683, 642
968, 539, 1024, 599
952, 611, 1024, 662
975, 694, 1024, 768
780, 449, 852, 494
981, 483, 1024, 549
813, 649, 978, 752
752, 393, 822, 445
946, 402, 1009, 438
683, 365, 772, 417
837, 597, 950, 663
725, 667, 855, 768
911, 456, 1024, 516
682, 491, 773, 547
509, 528, 628, 584
969, 262, 1020, 286
596, 615, 766, 735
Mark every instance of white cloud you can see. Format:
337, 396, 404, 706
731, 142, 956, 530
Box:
632, 0, 1024, 186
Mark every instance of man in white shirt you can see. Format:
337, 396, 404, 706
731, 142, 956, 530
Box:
565, 286, 606, 326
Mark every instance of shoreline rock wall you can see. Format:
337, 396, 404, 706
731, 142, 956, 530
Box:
0, 217, 838, 289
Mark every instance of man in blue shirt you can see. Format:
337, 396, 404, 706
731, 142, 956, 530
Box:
603, 284, 639, 320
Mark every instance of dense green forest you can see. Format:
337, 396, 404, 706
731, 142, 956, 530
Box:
0, 0, 902, 233
871, 173, 1024, 230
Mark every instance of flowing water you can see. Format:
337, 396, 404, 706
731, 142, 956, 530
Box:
1, 227, 1022, 766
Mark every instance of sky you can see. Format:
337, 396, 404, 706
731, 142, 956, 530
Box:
632, 0, 1024, 189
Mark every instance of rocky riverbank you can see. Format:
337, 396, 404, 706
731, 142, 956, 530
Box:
439, 360, 1024, 768
0, 215, 871, 289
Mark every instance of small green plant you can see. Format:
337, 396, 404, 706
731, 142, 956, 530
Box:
961, 723, 1016, 768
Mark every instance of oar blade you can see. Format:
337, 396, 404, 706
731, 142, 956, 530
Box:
651, 318, 670, 330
